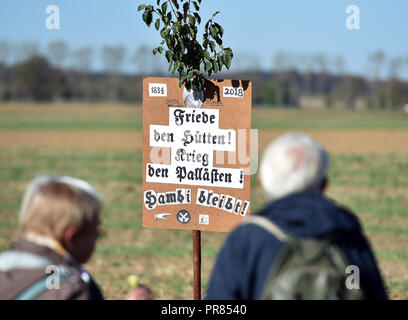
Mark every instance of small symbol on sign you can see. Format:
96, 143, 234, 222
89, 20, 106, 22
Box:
154, 213, 171, 221
199, 214, 209, 225
177, 210, 191, 224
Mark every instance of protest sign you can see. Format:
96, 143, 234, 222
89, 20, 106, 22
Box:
143, 77, 251, 232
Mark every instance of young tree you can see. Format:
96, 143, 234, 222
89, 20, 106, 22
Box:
138, 0, 233, 91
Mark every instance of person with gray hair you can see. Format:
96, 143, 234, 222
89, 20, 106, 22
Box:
0, 173, 153, 300
206, 133, 387, 300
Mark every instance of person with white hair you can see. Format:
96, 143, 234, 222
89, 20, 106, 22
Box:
206, 133, 387, 300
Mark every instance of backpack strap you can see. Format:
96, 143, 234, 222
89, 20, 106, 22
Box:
243, 216, 289, 242
14, 271, 71, 300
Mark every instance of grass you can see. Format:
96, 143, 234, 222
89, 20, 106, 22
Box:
253, 110, 408, 130
0, 103, 408, 299
95, 244, 219, 258
0, 117, 142, 130
330, 154, 408, 187
1, 103, 408, 131
1, 146, 408, 298
365, 224, 408, 236
376, 250, 408, 261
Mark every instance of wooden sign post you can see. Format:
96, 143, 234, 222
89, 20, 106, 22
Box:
193, 230, 201, 300
142, 77, 252, 299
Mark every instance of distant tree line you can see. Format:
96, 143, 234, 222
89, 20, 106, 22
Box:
0, 40, 407, 109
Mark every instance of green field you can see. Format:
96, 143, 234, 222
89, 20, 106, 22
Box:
0, 103, 407, 299
1, 103, 408, 130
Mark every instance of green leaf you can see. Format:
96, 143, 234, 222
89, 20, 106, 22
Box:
172, 22, 180, 33
188, 25, 195, 37
187, 69, 194, 80
198, 0, 202, 4
210, 26, 217, 38
188, 15, 196, 26
213, 60, 219, 73
217, 55, 223, 71
156, 0, 161, 5
160, 27, 168, 38
183, 2, 190, 13
137, 4, 146, 11
165, 50, 173, 62
179, 41, 185, 54
223, 51, 232, 70
179, 73, 187, 87
205, 61, 212, 75
142, 9, 153, 27
192, 76, 204, 91
172, 63, 179, 75
158, 47, 164, 54
204, 50, 211, 60
185, 79, 192, 90
162, 2, 168, 14
198, 75, 205, 90
225, 48, 233, 58
215, 37, 223, 46
212, 11, 220, 18
192, 1, 199, 10
168, 61, 173, 72
193, 12, 201, 24
214, 23, 224, 37
155, 18, 160, 30
171, 0, 179, 10
209, 41, 216, 52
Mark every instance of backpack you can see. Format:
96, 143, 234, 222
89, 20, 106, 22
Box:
244, 216, 365, 300
0, 250, 82, 300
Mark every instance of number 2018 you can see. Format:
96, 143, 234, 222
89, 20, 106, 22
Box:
224, 87, 244, 98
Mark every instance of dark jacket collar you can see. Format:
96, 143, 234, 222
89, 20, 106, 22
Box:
258, 190, 361, 238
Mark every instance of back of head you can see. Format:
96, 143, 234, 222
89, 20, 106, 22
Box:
259, 133, 329, 201
18, 174, 103, 243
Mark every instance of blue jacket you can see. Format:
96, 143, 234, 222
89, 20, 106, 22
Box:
205, 191, 388, 300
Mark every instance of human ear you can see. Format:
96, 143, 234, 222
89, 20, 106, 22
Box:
62, 227, 79, 253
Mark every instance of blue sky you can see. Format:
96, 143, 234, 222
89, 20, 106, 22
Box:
0, 0, 407, 77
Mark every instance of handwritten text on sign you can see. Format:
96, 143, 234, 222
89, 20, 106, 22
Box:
146, 107, 244, 189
